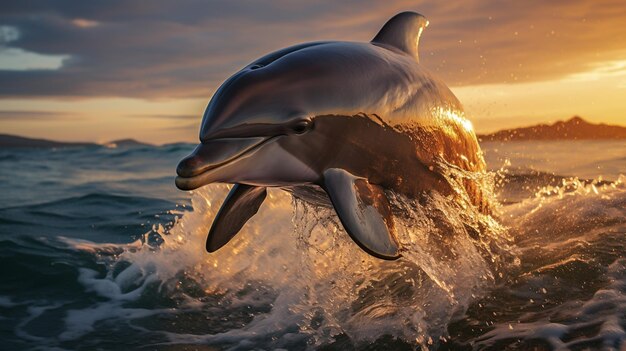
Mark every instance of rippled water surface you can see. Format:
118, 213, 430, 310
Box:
0, 140, 624, 350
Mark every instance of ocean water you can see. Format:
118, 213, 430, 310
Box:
0, 140, 624, 350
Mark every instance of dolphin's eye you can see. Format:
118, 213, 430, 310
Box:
292, 120, 313, 134
249, 64, 263, 70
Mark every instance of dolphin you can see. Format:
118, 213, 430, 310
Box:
175, 11, 488, 260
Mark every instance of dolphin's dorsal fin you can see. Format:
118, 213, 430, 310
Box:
322, 168, 401, 260
206, 184, 267, 252
371, 11, 428, 61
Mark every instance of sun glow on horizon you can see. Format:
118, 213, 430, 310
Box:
453, 59, 626, 133
565, 59, 626, 83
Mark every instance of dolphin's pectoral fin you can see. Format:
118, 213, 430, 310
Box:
322, 168, 401, 260
206, 184, 267, 252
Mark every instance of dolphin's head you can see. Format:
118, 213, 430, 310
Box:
176, 11, 433, 192
175, 46, 326, 191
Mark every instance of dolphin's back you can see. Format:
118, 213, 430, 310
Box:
261, 41, 485, 169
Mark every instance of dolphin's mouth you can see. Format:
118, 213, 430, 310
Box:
175, 137, 273, 190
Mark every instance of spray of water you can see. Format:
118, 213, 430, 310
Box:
66, 160, 511, 350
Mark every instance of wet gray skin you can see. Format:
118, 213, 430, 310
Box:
176, 12, 487, 260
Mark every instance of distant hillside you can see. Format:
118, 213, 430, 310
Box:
0, 134, 97, 148
478, 117, 626, 141
104, 139, 152, 148
0, 134, 152, 148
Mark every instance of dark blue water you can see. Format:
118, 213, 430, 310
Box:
1, 141, 625, 350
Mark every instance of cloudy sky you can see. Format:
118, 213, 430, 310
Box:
1, 0, 626, 142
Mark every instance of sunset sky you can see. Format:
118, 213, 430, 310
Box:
1, 0, 626, 143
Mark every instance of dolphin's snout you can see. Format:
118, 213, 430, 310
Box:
175, 137, 268, 190
176, 154, 205, 178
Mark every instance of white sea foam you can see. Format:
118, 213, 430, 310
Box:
60, 303, 159, 341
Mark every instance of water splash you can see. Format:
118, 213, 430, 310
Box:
61, 163, 515, 350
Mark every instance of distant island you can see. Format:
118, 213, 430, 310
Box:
102, 139, 153, 148
0, 134, 152, 148
3, 116, 625, 148
478, 116, 626, 142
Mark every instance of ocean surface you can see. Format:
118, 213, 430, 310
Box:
0, 140, 625, 350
